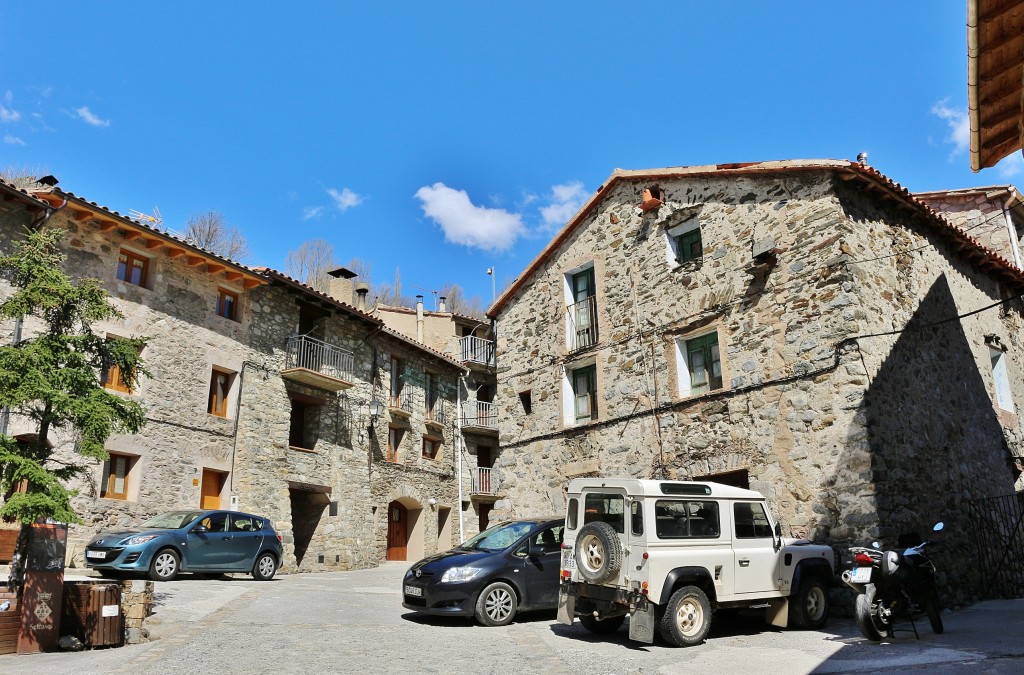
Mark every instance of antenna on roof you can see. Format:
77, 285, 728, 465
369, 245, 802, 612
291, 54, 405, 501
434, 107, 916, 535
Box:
129, 206, 163, 228
409, 284, 438, 310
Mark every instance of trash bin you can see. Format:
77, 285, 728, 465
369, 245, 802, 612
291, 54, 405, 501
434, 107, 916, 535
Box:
60, 581, 123, 648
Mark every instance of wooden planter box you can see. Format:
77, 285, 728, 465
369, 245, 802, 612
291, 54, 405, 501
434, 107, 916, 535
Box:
0, 529, 19, 563
0, 589, 19, 655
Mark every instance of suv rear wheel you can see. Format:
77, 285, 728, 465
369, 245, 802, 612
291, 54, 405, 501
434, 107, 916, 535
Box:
659, 585, 711, 647
574, 521, 622, 584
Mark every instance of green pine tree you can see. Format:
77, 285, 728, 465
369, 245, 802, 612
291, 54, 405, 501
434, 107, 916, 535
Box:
0, 227, 147, 585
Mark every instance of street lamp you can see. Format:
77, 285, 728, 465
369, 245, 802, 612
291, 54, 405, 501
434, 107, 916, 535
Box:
486, 267, 495, 303
368, 399, 384, 426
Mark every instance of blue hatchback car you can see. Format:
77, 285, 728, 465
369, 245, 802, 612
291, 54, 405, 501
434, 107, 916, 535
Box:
84, 509, 284, 581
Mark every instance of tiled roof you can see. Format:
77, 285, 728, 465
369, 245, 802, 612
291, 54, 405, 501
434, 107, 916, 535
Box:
0, 178, 52, 210
488, 159, 1024, 316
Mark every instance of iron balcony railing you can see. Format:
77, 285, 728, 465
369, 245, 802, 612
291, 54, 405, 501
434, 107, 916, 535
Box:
426, 399, 448, 426
460, 336, 496, 367
389, 387, 414, 413
568, 295, 599, 351
472, 467, 497, 495
285, 335, 355, 383
462, 401, 497, 429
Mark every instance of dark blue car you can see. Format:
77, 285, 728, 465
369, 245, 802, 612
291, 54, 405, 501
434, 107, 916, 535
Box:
402, 516, 564, 626
84, 509, 284, 581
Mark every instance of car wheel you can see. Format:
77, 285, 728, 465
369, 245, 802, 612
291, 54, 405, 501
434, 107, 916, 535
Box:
252, 552, 277, 581
658, 585, 712, 647
790, 577, 829, 629
474, 581, 518, 627
574, 521, 622, 584
579, 614, 626, 634
149, 548, 180, 582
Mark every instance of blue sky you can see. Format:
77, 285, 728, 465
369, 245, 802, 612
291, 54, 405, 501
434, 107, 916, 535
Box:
0, 2, 1012, 307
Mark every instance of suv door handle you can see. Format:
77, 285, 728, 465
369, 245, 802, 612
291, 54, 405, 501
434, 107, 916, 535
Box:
738, 559, 750, 567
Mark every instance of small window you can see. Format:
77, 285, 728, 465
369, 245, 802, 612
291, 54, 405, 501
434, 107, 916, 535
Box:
583, 493, 624, 533
289, 394, 323, 451
230, 515, 259, 532
208, 369, 234, 417
734, 502, 773, 539
570, 365, 597, 423
518, 390, 532, 415
678, 331, 722, 396
991, 348, 1015, 413
387, 427, 404, 462
655, 500, 720, 539
100, 453, 137, 500
674, 229, 703, 263
116, 250, 150, 288
425, 373, 439, 419
101, 337, 139, 394
390, 357, 405, 407
217, 289, 239, 321
422, 437, 440, 460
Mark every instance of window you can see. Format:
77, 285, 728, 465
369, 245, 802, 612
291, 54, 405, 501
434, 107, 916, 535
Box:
525, 525, 563, 554
567, 266, 598, 350
425, 373, 438, 419
666, 218, 703, 265
422, 436, 440, 459
569, 364, 597, 423
216, 289, 239, 321
289, 394, 322, 450
518, 390, 532, 415
101, 337, 139, 394
390, 357, 404, 407
387, 427, 403, 462
208, 369, 234, 417
583, 493, 624, 533
631, 501, 644, 536
734, 502, 773, 539
116, 250, 149, 288
655, 500, 720, 539
101, 453, 136, 500
991, 348, 1015, 413
677, 331, 722, 396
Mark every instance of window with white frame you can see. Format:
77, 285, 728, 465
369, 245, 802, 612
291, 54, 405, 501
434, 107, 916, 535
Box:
991, 348, 1015, 413
564, 263, 598, 350
563, 363, 597, 424
676, 331, 723, 396
665, 217, 703, 266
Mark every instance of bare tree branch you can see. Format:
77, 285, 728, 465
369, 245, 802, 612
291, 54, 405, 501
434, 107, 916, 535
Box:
284, 239, 338, 294
183, 210, 251, 261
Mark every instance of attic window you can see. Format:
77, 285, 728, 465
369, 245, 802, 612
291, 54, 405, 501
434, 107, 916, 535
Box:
640, 186, 663, 212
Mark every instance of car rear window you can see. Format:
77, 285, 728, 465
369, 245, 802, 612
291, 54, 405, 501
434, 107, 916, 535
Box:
583, 493, 625, 534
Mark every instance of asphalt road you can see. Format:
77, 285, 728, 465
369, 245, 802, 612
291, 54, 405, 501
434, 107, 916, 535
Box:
1, 563, 1022, 674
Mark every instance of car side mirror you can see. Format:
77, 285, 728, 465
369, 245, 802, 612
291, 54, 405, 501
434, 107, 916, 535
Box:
192, 525, 209, 534
774, 521, 782, 538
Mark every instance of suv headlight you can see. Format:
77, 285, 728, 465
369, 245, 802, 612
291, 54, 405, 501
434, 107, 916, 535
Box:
124, 534, 160, 546
440, 566, 482, 583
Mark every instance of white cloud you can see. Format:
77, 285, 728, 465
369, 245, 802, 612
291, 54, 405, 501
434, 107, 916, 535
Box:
930, 99, 969, 157
997, 153, 1024, 179
74, 106, 110, 127
3, 134, 25, 146
302, 206, 324, 220
539, 180, 589, 230
327, 187, 363, 211
415, 182, 525, 252
0, 92, 19, 122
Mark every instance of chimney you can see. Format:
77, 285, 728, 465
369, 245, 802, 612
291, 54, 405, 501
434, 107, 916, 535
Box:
416, 295, 424, 343
326, 267, 357, 305
355, 283, 369, 312
438, 296, 447, 313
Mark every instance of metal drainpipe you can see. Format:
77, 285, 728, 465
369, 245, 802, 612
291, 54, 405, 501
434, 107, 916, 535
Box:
456, 373, 466, 543
1001, 195, 1024, 270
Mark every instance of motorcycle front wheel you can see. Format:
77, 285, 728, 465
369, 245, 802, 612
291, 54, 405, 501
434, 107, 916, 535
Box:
854, 584, 888, 641
923, 589, 944, 634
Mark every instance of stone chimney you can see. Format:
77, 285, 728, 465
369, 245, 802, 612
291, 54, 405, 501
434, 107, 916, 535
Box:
355, 283, 369, 312
327, 267, 357, 305
439, 296, 447, 313
416, 295, 424, 343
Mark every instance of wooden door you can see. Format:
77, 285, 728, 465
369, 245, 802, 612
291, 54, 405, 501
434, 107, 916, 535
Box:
386, 501, 408, 560
200, 469, 226, 509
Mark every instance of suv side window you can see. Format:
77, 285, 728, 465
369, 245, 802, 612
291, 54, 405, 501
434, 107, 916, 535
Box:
655, 500, 719, 538
734, 501, 773, 538
630, 500, 643, 535
583, 493, 624, 533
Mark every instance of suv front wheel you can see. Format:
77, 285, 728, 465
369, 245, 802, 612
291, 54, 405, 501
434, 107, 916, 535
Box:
574, 521, 622, 584
659, 586, 712, 647
789, 577, 829, 630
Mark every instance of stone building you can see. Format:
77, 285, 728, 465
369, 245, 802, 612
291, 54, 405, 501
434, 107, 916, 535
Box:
0, 178, 468, 571
914, 185, 1024, 269
488, 159, 1024, 596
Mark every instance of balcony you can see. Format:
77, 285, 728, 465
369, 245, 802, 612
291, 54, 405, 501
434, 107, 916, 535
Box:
460, 336, 496, 368
281, 335, 355, 392
388, 387, 414, 421
461, 401, 498, 435
568, 295, 599, 351
425, 400, 448, 432
471, 467, 499, 498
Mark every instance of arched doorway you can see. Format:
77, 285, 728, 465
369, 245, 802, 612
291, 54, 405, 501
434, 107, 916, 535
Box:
386, 501, 408, 560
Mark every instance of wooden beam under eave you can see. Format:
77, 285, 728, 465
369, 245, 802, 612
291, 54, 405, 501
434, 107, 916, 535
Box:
186, 255, 205, 267
144, 238, 163, 250
242, 278, 262, 289
73, 210, 92, 222
207, 263, 226, 274
224, 271, 243, 282
122, 230, 142, 241
98, 220, 118, 231
165, 247, 186, 258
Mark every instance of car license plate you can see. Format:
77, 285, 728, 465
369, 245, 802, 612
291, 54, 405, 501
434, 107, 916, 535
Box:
404, 585, 423, 597
561, 548, 576, 570
86, 550, 105, 560
851, 566, 872, 583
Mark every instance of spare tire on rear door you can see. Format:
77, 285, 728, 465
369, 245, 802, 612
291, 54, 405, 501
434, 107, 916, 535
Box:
574, 521, 623, 584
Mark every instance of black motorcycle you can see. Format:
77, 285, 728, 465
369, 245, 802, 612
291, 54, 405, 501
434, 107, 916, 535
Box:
842, 522, 945, 641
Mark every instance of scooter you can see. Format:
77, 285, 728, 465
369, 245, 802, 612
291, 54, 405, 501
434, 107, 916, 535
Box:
842, 522, 945, 641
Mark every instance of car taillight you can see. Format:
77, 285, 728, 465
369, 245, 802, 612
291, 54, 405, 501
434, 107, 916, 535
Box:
853, 552, 873, 565
277, 534, 283, 542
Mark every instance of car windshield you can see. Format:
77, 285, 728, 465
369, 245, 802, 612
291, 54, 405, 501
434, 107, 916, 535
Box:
462, 521, 536, 551
139, 510, 205, 530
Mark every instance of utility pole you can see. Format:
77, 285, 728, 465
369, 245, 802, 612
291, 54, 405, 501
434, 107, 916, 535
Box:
486, 267, 495, 303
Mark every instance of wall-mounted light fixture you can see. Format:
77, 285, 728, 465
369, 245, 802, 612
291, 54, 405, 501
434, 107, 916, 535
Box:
428, 498, 437, 509
368, 399, 384, 425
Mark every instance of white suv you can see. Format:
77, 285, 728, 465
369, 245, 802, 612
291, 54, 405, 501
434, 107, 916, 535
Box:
557, 478, 834, 646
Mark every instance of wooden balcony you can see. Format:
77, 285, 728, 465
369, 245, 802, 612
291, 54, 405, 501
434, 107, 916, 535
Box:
281, 335, 355, 392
